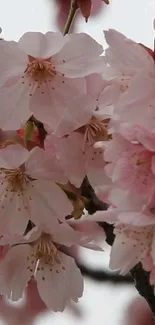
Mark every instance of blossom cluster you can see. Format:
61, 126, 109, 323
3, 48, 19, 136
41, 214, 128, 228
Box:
0, 30, 109, 312
0, 24, 155, 313
94, 28, 155, 286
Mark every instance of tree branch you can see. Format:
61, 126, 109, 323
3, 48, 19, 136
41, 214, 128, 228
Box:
81, 177, 155, 318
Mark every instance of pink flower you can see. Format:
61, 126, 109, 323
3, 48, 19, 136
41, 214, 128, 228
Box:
0, 208, 106, 311
45, 73, 115, 138
104, 31, 155, 128
47, 131, 107, 187
104, 134, 155, 200
102, 30, 155, 130
104, 29, 153, 75
91, 212, 151, 275
45, 74, 113, 188
102, 29, 153, 110
0, 31, 103, 130
91, 188, 155, 275
0, 144, 72, 234
0, 223, 85, 311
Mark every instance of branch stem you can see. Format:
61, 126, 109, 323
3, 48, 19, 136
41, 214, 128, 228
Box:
63, 0, 78, 35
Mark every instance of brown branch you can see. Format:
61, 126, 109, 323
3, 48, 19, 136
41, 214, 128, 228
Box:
81, 177, 155, 318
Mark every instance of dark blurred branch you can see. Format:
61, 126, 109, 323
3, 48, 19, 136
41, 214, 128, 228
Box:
130, 265, 155, 316
81, 177, 155, 318
78, 263, 133, 284
81, 177, 115, 246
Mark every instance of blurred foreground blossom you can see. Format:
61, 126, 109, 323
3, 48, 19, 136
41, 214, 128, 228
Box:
125, 296, 153, 325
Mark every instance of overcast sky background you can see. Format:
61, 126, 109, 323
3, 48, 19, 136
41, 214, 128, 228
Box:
0, 0, 155, 324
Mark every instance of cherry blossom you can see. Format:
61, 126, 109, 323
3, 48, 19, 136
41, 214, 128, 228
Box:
104, 31, 155, 128
104, 133, 155, 200
101, 30, 153, 112
90, 185, 155, 277
0, 31, 104, 130
104, 29, 153, 74
0, 144, 72, 234
53, 132, 107, 187
0, 223, 84, 311
45, 74, 113, 188
0, 205, 106, 310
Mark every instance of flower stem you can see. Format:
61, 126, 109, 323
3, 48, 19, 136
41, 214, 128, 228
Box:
63, 0, 78, 35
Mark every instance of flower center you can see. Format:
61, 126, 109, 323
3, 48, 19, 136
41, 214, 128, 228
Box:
76, 116, 109, 153
34, 233, 61, 265
24, 55, 57, 84
0, 167, 32, 193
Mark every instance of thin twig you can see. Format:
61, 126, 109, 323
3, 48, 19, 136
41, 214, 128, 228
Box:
63, 0, 78, 35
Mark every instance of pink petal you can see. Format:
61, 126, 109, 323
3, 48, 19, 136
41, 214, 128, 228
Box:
88, 209, 118, 223
52, 223, 82, 247
69, 218, 104, 237
0, 189, 29, 234
108, 188, 144, 211
97, 83, 120, 114
54, 94, 95, 137
57, 133, 86, 187
18, 32, 67, 58
104, 29, 153, 69
110, 232, 144, 274
36, 253, 83, 311
117, 73, 154, 110
0, 40, 27, 87
0, 245, 32, 301
54, 33, 104, 77
44, 134, 60, 158
142, 254, 153, 271
86, 74, 106, 98
0, 144, 29, 168
25, 147, 67, 183
27, 180, 73, 223
87, 166, 110, 188
0, 79, 32, 130
120, 125, 155, 151
55, 33, 103, 61
118, 212, 155, 227
30, 77, 85, 128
